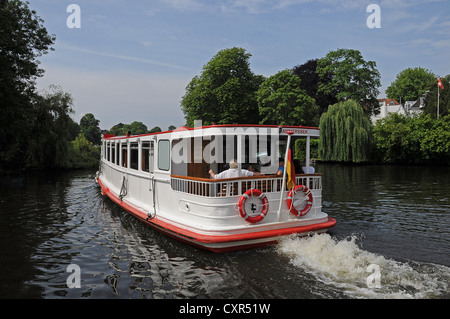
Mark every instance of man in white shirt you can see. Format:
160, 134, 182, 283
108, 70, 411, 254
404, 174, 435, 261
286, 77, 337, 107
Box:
209, 161, 259, 179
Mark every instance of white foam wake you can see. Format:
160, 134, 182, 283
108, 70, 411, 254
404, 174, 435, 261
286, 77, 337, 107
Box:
278, 233, 449, 299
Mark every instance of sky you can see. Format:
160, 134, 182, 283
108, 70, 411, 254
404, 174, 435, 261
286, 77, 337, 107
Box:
31, 0, 450, 131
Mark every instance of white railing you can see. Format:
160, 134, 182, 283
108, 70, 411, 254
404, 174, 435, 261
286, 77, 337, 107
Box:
170, 174, 322, 198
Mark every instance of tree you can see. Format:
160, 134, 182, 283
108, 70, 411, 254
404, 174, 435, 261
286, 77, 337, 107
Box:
386, 67, 436, 102
80, 113, 101, 145
0, 0, 55, 169
317, 49, 381, 114
181, 47, 264, 127
373, 113, 450, 164
293, 59, 337, 115
423, 75, 450, 119
257, 69, 319, 126
109, 123, 125, 136
319, 100, 372, 163
149, 126, 162, 133
26, 86, 75, 169
123, 121, 148, 135
66, 133, 101, 169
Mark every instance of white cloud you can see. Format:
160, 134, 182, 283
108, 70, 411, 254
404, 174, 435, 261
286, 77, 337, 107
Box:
161, 0, 205, 12
58, 44, 195, 71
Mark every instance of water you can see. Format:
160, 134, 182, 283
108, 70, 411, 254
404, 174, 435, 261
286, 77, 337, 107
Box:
0, 164, 449, 299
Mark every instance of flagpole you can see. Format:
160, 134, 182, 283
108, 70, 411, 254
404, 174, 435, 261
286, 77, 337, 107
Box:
437, 85, 440, 119
277, 131, 293, 221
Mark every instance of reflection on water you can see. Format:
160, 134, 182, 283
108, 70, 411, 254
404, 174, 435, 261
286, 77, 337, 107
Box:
0, 165, 449, 299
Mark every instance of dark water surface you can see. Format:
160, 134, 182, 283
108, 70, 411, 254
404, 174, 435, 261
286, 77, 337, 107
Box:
0, 164, 449, 299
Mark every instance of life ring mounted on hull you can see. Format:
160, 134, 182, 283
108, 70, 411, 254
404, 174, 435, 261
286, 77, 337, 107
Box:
287, 185, 313, 217
238, 189, 269, 224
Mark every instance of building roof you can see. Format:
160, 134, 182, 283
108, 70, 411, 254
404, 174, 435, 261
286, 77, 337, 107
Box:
378, 98, 400, 105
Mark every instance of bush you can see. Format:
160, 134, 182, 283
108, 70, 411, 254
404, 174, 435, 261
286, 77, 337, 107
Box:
373, 113, 450, 164
65, 133, 100, 169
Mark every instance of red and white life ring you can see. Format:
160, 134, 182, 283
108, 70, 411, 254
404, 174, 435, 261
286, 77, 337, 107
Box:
238, 189, 269, 223
287, 185, 313, 217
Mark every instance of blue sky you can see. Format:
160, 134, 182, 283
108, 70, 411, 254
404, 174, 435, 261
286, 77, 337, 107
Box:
31, 0, 450, 131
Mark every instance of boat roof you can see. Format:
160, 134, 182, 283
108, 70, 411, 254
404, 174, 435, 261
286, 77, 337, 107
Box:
102, 124, 320, 140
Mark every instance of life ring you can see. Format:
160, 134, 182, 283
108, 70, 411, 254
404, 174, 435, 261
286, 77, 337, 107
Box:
238, 189, 269, 223
287, 185, 313, 216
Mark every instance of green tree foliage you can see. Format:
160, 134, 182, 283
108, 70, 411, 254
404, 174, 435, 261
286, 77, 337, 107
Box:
66, 133, 101, 169
386, 67, 436, 102
257, 69, 319, 126
149, 126, 162, 133
26, 86, 75, 169
0, 0, 55, 169
317, 49, 381, 114
373, 113, 450, 164
181, 47, 264, 126
107, 122, 155, 135
293, 59, 337, 115
319, 100, 372, 163
423, 75, 450, 118
80, 113, 101, 145
0, 1, 101, 172
108, 123, 125, 136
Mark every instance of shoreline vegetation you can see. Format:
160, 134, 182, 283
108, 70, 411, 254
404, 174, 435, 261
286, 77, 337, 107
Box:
1, 1, 449, 176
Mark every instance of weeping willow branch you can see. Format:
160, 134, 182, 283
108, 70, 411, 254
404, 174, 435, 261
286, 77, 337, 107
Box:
319, 100, 372, 163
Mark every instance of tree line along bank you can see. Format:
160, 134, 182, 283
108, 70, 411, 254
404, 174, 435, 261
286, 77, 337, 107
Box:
2, 1, 448, 174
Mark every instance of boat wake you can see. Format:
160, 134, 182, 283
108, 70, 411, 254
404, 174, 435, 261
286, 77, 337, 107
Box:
277, 233, 450, 299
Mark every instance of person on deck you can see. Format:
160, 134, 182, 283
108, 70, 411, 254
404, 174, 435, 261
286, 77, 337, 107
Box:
276, 159, 284, 176
209, 161, 261, 179
301, 160, 315, 174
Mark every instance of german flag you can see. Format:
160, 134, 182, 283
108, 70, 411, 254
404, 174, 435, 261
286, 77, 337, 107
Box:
286, 148, 295, 190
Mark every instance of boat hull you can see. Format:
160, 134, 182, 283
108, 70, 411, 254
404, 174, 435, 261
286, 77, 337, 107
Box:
96, 177, 336, 253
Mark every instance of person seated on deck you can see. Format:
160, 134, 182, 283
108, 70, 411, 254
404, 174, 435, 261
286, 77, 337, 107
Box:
275, 159, 284, 176
209, 161, 261, 179
301, 160, 315, 174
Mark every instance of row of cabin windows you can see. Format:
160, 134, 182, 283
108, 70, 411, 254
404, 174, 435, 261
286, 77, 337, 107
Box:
103, 140, 170, 172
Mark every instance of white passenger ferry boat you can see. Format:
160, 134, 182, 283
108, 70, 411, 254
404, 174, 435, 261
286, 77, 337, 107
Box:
95, 124, 336, 252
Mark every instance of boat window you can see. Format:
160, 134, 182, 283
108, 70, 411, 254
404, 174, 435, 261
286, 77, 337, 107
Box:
130, 142, 139, 170
111, 143, 116, 164
107, 142, 110, 162
158, 139, 170, 171
142, 141, 150, 172
121, 142, 128, 168
115, 142, 119, 165
149, 141, 155, 174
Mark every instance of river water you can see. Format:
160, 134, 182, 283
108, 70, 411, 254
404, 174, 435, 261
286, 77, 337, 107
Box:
0, 164, 449, 300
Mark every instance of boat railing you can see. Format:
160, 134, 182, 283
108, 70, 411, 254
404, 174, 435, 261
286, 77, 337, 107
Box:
170, 174, 322, 198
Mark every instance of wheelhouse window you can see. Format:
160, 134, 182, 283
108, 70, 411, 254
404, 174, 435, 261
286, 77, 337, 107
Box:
158, 140, 170, 171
